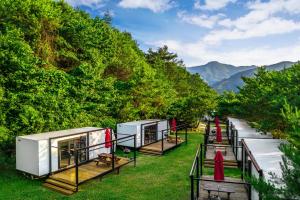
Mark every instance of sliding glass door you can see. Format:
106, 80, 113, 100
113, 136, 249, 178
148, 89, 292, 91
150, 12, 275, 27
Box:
58, 136, 87, 169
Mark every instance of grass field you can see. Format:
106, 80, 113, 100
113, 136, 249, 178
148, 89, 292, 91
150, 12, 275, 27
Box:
0, 132, 242, 200
0, 133, 203, 200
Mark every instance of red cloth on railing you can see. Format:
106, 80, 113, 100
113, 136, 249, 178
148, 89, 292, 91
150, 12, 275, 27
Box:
105, 128, 112, 148
214, 151, 224, 181
171, 118, 177, 132
215, 116, 220, 127
216, 126, 222, 143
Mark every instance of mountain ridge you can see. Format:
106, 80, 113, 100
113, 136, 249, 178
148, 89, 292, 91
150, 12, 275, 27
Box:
187, 61, 296, 93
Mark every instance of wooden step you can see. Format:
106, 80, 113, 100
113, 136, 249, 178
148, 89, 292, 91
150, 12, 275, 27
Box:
43, 182, 75, 195
204, 164, 238, 169
139, 149, 162, 155
49, 176, 76, 186
45, 178, 77, 191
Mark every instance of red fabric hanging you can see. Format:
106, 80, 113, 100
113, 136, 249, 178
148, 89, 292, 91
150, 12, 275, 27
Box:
105, 128, 112, 148
171, 118, 177, 132
216, 126, 222, 143
215, 116, 220, 127
214, 151, 224, 181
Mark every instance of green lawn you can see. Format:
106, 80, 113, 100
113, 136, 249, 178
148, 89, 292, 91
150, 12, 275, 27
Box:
0, 133, 203, 200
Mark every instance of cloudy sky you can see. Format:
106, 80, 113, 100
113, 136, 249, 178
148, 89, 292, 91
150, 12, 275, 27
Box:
66, 0, 300, 67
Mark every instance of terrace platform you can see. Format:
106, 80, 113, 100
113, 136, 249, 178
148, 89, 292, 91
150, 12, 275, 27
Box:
44, 157, 130, 195
198, 176, 248, 200
139, 138, 185, 155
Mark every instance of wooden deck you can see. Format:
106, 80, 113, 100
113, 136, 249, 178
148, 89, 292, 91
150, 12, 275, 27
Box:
139, 138, 185, 155
205, 145, 236, 161
198, 176, 248, 200
50, 157, 130, 185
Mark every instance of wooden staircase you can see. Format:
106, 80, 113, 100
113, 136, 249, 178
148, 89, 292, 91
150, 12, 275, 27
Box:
204, 159, 238, 169
43, 177, 77, 195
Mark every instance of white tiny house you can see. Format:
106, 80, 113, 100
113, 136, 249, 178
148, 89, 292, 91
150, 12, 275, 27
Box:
116, 119, 169, 148
16, 127, 114, 177
242, 139, 284, 200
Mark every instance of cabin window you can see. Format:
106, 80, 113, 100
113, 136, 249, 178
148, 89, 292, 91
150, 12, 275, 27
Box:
58, 136, 87, 169
144, 124, 157, 145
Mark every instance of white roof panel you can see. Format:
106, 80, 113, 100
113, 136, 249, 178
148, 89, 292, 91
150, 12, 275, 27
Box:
118, 119, 164, 126
244, 139, 284, 182
18, 127, 103, 141
228, 117, 272, 140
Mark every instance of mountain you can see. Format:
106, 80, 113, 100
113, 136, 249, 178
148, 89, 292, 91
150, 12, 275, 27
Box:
213, 61, 295, 93
187, 61, 256, 85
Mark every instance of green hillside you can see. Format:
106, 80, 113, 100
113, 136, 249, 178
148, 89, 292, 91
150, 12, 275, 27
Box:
0, 0, 217, 153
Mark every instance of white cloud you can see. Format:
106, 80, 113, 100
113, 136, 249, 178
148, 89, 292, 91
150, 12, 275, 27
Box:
151, 39, 300, 66
188, 0, 300, 44
118, 0, 174, 13
205, 17, 300, 44
65, 0, 106, 9
194, 0, 236, 10
177, 11, 224, 28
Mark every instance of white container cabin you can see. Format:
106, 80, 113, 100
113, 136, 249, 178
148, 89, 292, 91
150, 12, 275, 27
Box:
16, 127, 114, 177
116, 119, 169, 148
228, 117, 272, 160
242, 139, 284, 200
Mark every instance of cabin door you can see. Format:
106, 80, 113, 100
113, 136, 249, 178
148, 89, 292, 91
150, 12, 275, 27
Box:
58, 136, 87, 169
144, 124, 157, 145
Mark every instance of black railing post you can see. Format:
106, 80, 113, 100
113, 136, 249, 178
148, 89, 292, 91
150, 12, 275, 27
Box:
175, 128, 178, 145
161, 130, 164, 153
185, 127, 188, 144
134, 135, 136, 167
258, 170, 263, 200
75, 150, 79, 192
200, 144, 203, 176
190, 175, 194, 200
241, 143, 244, 179
49, 139, 52, 174
196, 156, 200, 199
236, 130, 238, 160
112, 140, 115, 171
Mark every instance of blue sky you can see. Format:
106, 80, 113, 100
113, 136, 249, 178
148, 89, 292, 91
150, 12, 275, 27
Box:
65, 0, 300, 67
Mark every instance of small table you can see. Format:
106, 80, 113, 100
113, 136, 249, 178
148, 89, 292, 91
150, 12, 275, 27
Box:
203, 184, 235, 200
214, 146, 227, 156
94, 153, 121, 166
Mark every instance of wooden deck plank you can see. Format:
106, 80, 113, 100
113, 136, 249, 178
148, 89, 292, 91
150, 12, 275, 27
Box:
141, 138, 184, 152
50, 157, 130, 184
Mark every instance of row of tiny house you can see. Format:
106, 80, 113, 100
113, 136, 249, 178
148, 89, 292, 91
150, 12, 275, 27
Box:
16, 119, 169, 177
229, 117, 284, 200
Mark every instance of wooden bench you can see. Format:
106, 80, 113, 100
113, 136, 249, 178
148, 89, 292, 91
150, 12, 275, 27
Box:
94, 153, 121, 166
166, 135, 182, 143
203, 184, 235, 200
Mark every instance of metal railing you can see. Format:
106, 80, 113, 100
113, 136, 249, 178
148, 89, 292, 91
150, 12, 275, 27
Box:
73, 133, 137, 191
189, 144, 203, 200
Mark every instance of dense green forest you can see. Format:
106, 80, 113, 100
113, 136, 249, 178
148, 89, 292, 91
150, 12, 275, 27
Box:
219, 63, 300, 199
0, 0, 217, 154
